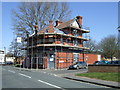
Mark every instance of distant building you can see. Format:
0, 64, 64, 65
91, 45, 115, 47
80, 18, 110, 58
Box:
24, 16, 101, 69
6, 57, 15, 63
0, 50, 5, 64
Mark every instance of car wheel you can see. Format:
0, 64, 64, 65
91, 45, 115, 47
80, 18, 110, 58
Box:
76, 66, 79, 70
85, 66, 88, 69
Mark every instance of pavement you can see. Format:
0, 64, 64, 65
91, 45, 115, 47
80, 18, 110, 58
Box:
63, 75, 120, 89
7, 66, 120, 89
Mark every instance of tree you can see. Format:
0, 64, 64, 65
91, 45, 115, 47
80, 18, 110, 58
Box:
83, 37, 98, 53
10, 2, 71, 57
9, 39, 23, 57
8, 37, 26, 64
12, 2, 71, 35
98, 35, 118, 60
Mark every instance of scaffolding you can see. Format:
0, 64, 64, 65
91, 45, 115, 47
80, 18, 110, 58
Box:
26, 25, 89, 69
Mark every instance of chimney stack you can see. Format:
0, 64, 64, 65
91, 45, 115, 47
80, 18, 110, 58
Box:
34, 25, 38, 31
49, 20, 53, 25
34, 23, 38, 34
56, 20, 62, 26
76, 16, 82, 25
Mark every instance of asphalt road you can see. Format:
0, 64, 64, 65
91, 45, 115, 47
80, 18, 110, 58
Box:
2, 66, 113, 89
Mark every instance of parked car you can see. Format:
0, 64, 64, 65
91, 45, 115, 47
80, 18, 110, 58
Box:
93, 60, 108, 65
6, 61, 13, 65
108, 60, 120, 65
0, 62, 5, 64
93, 61, 100, 65
68, 61, 87, 70
115, 60, 120, 65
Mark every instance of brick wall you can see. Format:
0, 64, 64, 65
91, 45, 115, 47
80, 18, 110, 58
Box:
43, 57, 48, 69
42, 52, 101, 69
55, 52, 73, 69
80, 54, 101, 65
55, 52, 100, 69
88, 65, 120, 72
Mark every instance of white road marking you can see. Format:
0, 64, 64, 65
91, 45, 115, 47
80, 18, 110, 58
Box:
38, 79, 62, 89
54, 74, 58, 77
19, 73, 31, 78
8, 70, 15, 73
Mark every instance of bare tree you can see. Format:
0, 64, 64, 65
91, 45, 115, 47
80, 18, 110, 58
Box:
9, 38, 25, 57
83, 37, 98, 53
98, 35, 118, 60
10, 2, 71, 58
12, 2, 71, 35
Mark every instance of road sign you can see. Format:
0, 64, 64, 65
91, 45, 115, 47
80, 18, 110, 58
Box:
17, 37, 22, 43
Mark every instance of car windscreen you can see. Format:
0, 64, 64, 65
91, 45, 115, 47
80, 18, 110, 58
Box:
78, 62, 85, 64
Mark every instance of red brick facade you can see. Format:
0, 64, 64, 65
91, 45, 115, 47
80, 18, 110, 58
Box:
25, 16, 101, 69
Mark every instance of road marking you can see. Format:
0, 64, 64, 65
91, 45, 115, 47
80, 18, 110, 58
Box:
8, 70, 15, 73
38, 79, 62, 89
19, 73, 31, 78
53, 74, 58, 77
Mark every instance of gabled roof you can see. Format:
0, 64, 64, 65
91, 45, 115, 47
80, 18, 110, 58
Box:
37, 25, 65, 34
56, 18, 75, 29
37, 24, 54, 34
37, 16, 86, 34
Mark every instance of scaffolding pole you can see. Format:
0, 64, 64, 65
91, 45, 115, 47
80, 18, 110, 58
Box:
55, 33, 57, 69
37, 32, 39, 70
60, 33, 63, 69
43, 33, 45, 69
31, 35, 33, 70
36, 57, 38, 70
27, 33, 29, 69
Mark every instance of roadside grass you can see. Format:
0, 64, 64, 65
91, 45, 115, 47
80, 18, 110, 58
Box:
75, 72, 120, 82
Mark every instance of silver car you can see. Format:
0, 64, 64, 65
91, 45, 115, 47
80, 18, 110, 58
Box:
68, 61, 87, 69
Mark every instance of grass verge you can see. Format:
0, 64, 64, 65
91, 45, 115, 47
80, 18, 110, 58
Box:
75, 72, 120, 82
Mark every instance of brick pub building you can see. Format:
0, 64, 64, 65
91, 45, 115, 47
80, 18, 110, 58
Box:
24, 16, 101, 69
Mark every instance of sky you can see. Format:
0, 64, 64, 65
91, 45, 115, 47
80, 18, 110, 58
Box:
1, 2, 118, 52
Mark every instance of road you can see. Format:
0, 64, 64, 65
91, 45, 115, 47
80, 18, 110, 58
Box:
2, 66, 113, 89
